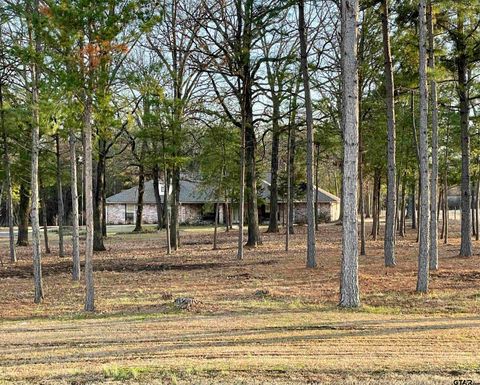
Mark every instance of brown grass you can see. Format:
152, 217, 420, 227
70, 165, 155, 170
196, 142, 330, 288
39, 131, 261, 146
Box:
0, 222, 480, 384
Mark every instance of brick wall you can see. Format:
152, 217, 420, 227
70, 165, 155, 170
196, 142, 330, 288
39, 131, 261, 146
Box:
106, 203, 224, 225
106, 204, 126, 224
278, 202, 336, 224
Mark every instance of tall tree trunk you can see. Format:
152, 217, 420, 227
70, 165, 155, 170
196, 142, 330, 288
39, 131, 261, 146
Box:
0, 81, 16, 262
444, 126, 449, 243
288, 124, 297, 235
169, 168, 180, 250
395, 169, 401, 232
381, 0, 397, 267
29, 0, 43, 303
83, 92, 95, 312
299, 0, 316, 268
224, 200, 230, 232
371, 169, 380, 240
365, 183, 371, 218
286, 124, 292, 251
285, 75, 301, 246
476, 178, 479, 241
411, 180, 417, 229
134, 164, 145, 232
237, 104, 246, 259
440, 185, 445, 239
457, 12, 472, 257
358, 121, 367, 255
213, 202, 219, 250
315, 141, 320, 230
152, 164, 164, 230
472, 182, 476, 236
267, 104, 280, 233
55, 134, 65, 257
340, 0, 360, 307
40, 183, 51, 254
358, 22, 366, 256
377, 180, 381, 237
428, 0, 438, 270
444, 174, 449, 243
417, 177, 421, 243
416, 0, 430, 293
17, 183, 30, 246
69, 129, 80, 281
102, 169, 107, 238
164, 168, 171, 254
245, 99, 260, 247
239, 1, 261, 248
93, 142, 106, 251
399, 173, 406, 237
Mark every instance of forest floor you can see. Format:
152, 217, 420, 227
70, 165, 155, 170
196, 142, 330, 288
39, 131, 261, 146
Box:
1, 221, 480, 384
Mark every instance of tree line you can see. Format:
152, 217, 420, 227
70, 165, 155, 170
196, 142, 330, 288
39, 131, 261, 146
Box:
0, 0, 479, 310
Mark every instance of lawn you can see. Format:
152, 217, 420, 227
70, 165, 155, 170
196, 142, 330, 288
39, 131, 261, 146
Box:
1, 222, 479, 384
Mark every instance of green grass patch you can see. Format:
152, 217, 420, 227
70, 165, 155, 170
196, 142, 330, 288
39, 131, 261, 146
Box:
103, 365, 147, 380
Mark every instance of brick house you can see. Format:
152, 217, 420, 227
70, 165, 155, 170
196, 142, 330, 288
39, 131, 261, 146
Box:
106, 179, 223, 225
106, 177, 340, 226
257, 178, 341, 224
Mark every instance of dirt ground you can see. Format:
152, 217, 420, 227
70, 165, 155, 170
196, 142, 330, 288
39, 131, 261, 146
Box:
0, 222, 479, 384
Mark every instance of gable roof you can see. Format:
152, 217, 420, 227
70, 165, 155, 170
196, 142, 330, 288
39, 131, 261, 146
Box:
106, 179, 216, 205
107, 176, 340, 206
259, 174, 340, 203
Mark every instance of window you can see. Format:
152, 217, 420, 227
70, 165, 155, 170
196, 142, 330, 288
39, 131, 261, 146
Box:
125, 204, 135, 223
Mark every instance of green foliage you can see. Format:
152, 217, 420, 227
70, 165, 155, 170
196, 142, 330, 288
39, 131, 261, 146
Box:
197, 122, 241, 201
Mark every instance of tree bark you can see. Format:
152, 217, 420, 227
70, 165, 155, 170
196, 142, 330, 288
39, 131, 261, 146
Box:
40, 184, 51, 254
315, 141, 320, 230
237, 100, 246, 259
365, 183, 371, 218
399, 173, 406, 237
93, 140, 106, 251
169, 167, 180, 250
164, 168, 171, 255
358, 23, 366, 256
411, 180, 417, 229
55, 134, 65, 257
29, 0, 43, 303
444, 127, 449, 243
416, 0, 430, 293
472, 182, 476, 236
299, 0, 316, 268
69, 129, 80, 281
339, 0, 360, 307
245, 93, 261, 247
102, 169, 107, 238
359, 149, 366, 255
17, 183, 30, 246
0, 81, 16, 262
224, 201, 230, 232
428, 0, 439, 270
371, 169, 380, 240
213, 202, 219, 250
161, 123, 171, 254
267, 103, 280, 233
457, 11, 472, 257
133, 164, 145, 232
152, 164, 164, 230
381, 0, 397, 267
288, 122, 297, 236
286, 124, 292, 252
476, 178, 479, 241
83, 92, 95, 312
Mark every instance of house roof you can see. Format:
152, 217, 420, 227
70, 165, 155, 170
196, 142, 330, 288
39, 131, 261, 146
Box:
107, 176, 340, 206
106, 179, 216, 205
259, 178, 340, 203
